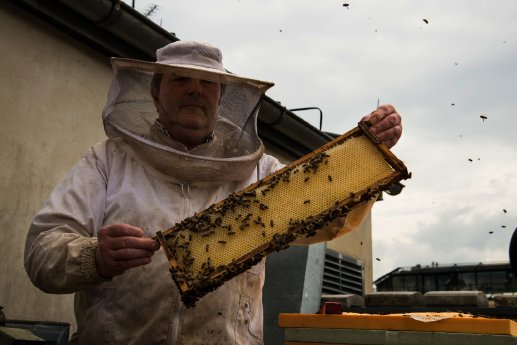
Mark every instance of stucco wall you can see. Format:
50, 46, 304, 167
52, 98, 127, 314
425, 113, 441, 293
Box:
0, 2, 111, 326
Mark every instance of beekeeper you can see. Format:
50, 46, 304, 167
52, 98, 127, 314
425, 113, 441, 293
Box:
24, 40, 402, 345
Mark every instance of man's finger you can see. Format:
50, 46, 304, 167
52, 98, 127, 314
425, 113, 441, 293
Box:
98, 224, 144, 238
109, 247, 156, 261
362, 104, 396, 125
107, 237, 160, 251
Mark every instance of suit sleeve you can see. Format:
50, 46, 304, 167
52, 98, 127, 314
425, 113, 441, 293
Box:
24, 144, 110, 293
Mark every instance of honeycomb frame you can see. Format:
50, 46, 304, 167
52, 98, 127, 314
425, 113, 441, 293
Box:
156, 121, 411, 307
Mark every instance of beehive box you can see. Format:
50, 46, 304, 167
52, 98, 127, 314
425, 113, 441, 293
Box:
156, 121, 411, 306
279, 312, 517, 345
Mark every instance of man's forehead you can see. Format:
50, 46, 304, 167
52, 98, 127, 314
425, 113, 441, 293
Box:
161, 72, 225, 86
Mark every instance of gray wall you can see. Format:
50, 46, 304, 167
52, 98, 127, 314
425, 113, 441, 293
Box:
263, 243, 326, 345
0, 2, 110, 327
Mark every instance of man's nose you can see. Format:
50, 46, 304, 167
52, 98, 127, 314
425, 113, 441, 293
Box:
186, 78, 203, 94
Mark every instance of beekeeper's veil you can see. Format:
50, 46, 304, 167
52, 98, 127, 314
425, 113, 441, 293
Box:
102, 40, 274, 182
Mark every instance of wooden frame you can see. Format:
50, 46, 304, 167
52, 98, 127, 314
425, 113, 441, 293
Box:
156, 121, 411, 306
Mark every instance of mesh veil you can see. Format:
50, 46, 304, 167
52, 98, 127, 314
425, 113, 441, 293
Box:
102, 41, 274, 183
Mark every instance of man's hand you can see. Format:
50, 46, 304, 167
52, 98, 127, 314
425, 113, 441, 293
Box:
96, 224, 160, 278
361, 104, 402, 148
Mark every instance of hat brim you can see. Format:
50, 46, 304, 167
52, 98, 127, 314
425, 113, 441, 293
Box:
111, 57, 274, 92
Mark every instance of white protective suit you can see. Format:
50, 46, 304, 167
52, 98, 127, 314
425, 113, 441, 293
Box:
24, 41, 371, 345
26, 135, 283, 344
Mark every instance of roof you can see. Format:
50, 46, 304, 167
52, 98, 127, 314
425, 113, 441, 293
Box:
375, 261, 512, 286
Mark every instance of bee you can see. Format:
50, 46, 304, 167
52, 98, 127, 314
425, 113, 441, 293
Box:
259, 203, 268, 210
261, 229, 266, 237
218, 240, 227, 245
304, 200, 311, 204
328, 175, 333, 182
270, 219, 274, 227
205, 243, 209, 252
304, 176, 310, 182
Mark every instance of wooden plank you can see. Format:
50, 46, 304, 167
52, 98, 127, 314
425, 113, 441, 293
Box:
284, 327, 517, 345
279, 313, 517, 336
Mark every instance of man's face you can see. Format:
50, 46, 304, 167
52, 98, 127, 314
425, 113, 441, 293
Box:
155, 74, 222, 148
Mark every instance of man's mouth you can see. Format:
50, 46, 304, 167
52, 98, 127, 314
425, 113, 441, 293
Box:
182, 104, 204, 110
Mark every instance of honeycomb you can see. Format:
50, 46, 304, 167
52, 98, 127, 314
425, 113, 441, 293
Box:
156, 122, 410, 306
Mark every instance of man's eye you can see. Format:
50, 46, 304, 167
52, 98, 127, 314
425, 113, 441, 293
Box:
201, 79, 215, 85
172, 76, 189, 82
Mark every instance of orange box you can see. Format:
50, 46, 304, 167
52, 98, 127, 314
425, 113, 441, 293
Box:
279, 312, 517, 345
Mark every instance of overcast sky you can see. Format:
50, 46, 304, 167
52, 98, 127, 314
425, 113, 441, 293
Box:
129, 0, 517, 280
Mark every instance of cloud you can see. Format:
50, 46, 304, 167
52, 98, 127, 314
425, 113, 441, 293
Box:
132, 0, 517, 280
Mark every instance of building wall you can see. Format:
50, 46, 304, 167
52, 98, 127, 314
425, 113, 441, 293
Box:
0, 2, 110, 326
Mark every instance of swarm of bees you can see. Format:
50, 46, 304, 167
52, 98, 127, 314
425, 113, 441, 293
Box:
157, 122, 411, 307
